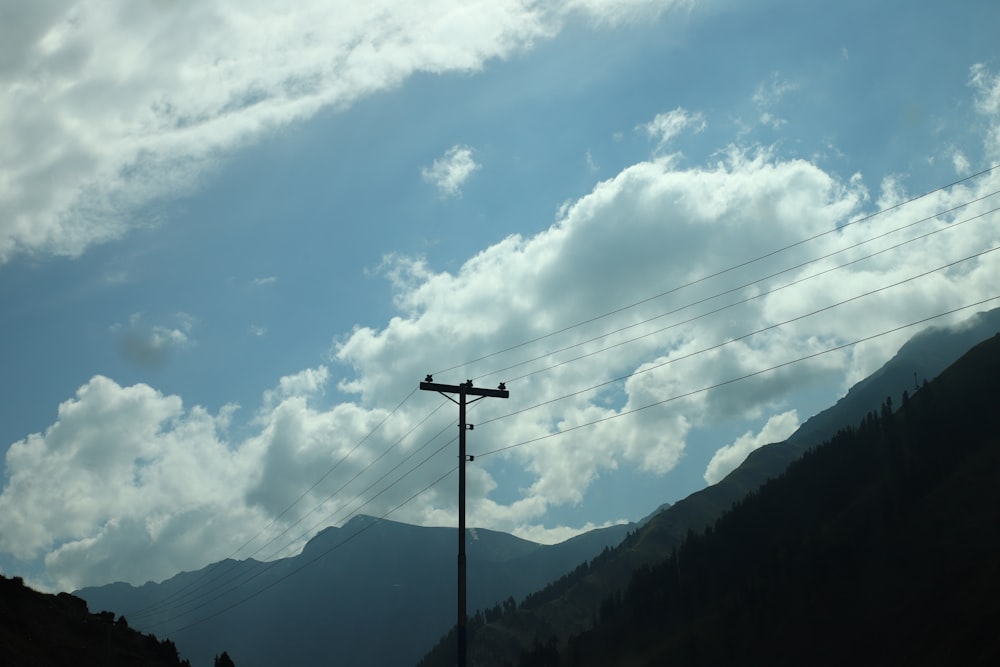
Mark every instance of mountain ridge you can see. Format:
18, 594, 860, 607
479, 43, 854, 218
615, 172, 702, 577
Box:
76, 515, 632, 667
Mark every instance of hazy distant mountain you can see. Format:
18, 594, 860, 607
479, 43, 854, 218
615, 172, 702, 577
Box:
0, 574, 191, 667
418, 308, 1000, 666
76, 516, 631, 667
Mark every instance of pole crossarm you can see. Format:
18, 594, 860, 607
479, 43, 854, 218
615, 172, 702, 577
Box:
418, 374, 508, 667
419, 380, 509, 398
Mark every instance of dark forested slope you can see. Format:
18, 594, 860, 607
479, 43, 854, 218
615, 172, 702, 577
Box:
0, 574, 192, 667
524, 332, 1000, 666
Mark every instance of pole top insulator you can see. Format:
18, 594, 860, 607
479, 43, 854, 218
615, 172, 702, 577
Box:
497, 382, 506, 391
425, 374, 433, 383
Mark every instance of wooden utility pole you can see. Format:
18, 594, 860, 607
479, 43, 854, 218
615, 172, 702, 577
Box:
419, 375, 509, 667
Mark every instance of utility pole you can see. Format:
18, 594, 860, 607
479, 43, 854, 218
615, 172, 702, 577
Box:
420, 375, 509, 667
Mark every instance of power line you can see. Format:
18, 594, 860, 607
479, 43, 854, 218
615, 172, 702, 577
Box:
135, 402, 474, 625
240, 399, 448, 561
156, 465, 459, 637
140, 427, 460, 629
484, 203, 999, 386
472, 243, 1000, 428
433, 164, 999, 377
128, 388, 430, 619
173, 427, 459, 629
263, 416, 463, 562
475, 294, 1000, 459
131, 407, 458, 622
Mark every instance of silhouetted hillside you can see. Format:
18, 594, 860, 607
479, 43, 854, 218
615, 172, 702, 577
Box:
787, 307, 1000, 447
517, 332, 1000, 665
0, 574, 192, 666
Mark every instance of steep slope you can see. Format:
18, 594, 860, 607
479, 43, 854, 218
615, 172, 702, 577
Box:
787, 307, 1000, 447
0, 574, 193, 667
418, 309, 1000, 666
77, 515, 630, 667
545, 332, 1000, 666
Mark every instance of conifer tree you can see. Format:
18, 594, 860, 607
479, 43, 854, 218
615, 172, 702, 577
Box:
214, 651, 236, 667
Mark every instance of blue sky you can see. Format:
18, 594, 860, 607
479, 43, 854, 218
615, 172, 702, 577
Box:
2, 0, 1000, 593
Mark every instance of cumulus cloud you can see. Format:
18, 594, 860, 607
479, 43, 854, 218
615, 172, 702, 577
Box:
421, 145, 481, 197
703, 410, 800, 484
0, 366, 406, 591
0, 0, 682, 265
259, 366, 329, 415
0, 376, 250, 589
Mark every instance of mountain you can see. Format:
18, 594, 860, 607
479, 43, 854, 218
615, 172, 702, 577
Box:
76, 515, 631, 667
72, 309, 1000, 667
0, 574, 192, 666
522, 330, 1000, 665
417, 308, 1000, 666
787, 307, 1000, 448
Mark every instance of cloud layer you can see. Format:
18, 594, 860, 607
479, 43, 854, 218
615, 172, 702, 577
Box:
0, 0, 684, 264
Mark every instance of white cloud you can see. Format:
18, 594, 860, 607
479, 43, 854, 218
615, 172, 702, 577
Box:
640, 108, 706, 151
0, 377, 252, 589
260, 366, 330, 414
512, 518, 628, 545
703, 410, 800, 484
0, 366, 404, 591
752, 73, 797, 129
564, 0, 693, 26
970, 63, 1000, 157
421, 145, 481, 197
971, 64, 1000, 116
952, 150, 971, 175
0, 0, 681, 265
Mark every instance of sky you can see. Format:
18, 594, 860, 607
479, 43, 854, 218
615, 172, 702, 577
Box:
1, 0, 999, 595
